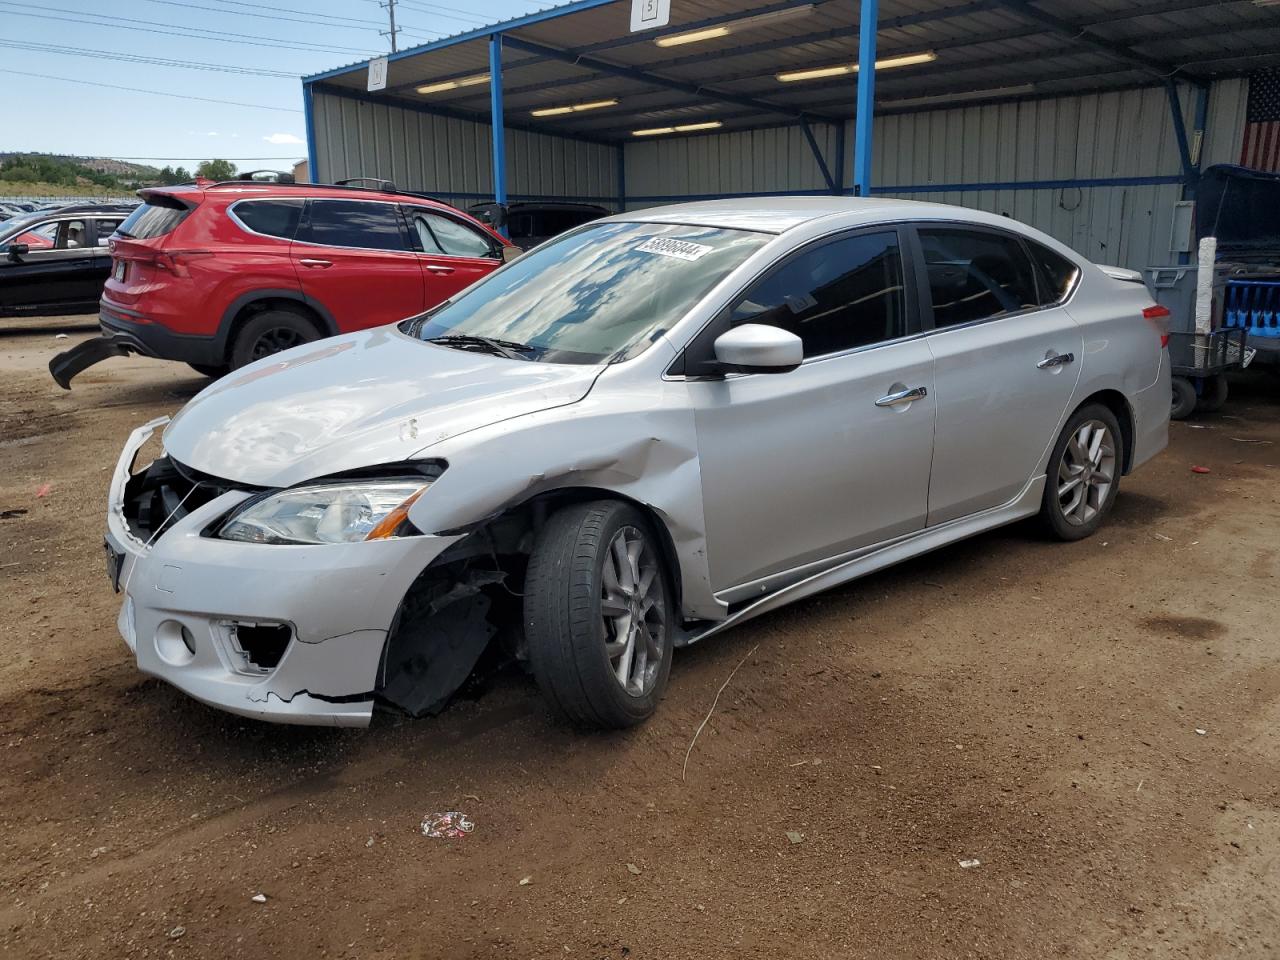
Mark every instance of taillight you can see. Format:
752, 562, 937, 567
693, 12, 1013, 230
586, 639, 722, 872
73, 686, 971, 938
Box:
153, 250, 213, 278
1143, 304, 1171, 348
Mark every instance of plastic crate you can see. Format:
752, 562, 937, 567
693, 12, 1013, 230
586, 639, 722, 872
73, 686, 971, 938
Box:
1167, 327, 1248, 376
1223, 279, 1280, 339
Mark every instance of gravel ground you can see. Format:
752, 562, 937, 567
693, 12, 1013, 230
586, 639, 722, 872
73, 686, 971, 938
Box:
2, 316, 1279, 960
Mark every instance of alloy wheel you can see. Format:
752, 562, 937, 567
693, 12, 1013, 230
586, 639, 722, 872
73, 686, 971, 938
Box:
1056, 419, 1116, 526
599, 525, 666, 697
250, 327, 306, 360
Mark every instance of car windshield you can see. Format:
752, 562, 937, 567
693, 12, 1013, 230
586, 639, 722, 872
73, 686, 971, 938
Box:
404, 221, 769, 364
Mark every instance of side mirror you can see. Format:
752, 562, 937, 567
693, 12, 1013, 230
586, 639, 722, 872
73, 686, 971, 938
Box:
712, 323, 803, 374
501, 245, 522, 263
471, 202, 509, 229
7, 242, 29, 262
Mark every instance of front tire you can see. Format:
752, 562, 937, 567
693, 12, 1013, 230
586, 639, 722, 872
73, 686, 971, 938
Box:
1040, 403, 1123, 541
524, 501, 674, 729
229, 309, 320, 370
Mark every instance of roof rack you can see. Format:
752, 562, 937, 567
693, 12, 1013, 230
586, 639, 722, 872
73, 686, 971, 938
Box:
200, 176, 449, 206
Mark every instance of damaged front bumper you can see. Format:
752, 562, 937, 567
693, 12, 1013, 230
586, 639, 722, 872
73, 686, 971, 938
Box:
107, 418, 462, 727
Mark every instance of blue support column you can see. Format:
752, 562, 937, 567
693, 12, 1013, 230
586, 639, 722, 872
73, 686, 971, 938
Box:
834, 119, 847, 195
852, 0, 878, 197
302, 81, 318, 184
489, 33, 508, 235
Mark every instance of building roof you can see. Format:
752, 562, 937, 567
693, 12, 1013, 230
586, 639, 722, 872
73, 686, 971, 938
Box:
304, 0, 1280, 144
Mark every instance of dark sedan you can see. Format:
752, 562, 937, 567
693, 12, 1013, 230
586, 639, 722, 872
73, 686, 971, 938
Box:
1, 203, 137, 318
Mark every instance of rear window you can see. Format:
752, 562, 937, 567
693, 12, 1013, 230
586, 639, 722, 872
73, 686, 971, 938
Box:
116, 198, 190, 240
1026, 240, 1080, 304
299, 199, 406, 251
232, 198, 303, 240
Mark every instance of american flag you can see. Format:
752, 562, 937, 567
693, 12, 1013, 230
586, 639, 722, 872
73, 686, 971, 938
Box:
1240, 69, 1280, 173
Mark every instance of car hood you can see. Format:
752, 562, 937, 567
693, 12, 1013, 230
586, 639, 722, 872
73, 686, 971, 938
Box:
163, 326, 603, 487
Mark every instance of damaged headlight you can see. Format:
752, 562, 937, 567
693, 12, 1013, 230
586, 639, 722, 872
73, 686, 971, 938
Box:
217, 481, 429, 545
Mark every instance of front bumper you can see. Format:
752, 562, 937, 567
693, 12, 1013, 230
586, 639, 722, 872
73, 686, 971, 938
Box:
107, 419, 461, 727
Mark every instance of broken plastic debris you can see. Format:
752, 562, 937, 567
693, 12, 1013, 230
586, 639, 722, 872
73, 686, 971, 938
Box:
421, 811, 474, 838
785, 831, 805, 844
626, 863, 642, 875
167, 926, 186, 939
54, 333, 69, 340
1195, 728, 1207, 736
1191, 465, 1211, 474
958, 859, 981, 869
251, 893, 267, 904
519, 876, 533, 886
35, 483, 52, 498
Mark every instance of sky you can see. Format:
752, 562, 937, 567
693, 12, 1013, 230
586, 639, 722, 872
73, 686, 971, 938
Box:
1, 0, 545, 170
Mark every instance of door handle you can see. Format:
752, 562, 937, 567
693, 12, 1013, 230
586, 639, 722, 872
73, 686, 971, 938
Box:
875, 385, 928, 407
425, 264, 455, 274
1037, 351, 1075, 369
298, 258, 332, 269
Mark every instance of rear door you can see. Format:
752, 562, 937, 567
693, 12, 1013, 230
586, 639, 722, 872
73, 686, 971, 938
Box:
403, 206, 502, 307
293, 198, 424, 330
913, 224, 1083, 525
0, 218, 99, 313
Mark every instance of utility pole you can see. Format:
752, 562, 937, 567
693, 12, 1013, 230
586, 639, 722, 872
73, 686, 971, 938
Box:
380, 0, 399, 53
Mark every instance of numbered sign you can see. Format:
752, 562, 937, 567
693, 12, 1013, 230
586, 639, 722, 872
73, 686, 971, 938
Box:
630, 0, 671, 32
367, 56, 388, 92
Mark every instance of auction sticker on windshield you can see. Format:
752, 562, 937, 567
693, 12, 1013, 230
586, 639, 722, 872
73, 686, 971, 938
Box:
636, 237, 712, 261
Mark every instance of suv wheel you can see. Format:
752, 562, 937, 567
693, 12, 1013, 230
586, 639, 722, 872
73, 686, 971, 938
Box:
230, 309, 320, 370
524, 501, 674, 729
1040, 403, 1123, 541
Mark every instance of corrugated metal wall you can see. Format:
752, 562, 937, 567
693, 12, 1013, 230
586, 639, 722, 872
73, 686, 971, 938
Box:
619, 80, 1250, 270
310, 88, 618, 207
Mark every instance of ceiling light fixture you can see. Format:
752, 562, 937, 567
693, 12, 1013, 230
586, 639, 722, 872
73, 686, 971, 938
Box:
416, 72, 489, 95
530, 99, 619, 118
655, 4, 816, 47
776, 50, 937, 82
632, 121, 723, 136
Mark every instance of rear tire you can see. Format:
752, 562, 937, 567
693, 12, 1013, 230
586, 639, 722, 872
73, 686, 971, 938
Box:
1170, 376, 1197, 420
229, 309, 321, 370
524, 500, 674, 729
1039, 403, 1123, 542
1196, 374, 1228, 413
187, 362, 228, 379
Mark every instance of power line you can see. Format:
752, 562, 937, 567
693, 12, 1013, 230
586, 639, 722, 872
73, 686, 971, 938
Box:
0, 40, 298, 78
200, 0, 387, 27
0, 70, 303, 112
394, 0, 494, 25
0, 3, 379, 56
135, 0, 385, 34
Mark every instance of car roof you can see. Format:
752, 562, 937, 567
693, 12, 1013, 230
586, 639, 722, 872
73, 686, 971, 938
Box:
608, 196, 1018, 235
147, 182, 456, 210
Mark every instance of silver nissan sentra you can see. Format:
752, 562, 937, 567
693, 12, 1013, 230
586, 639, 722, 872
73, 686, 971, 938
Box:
103, 197, 1170, 728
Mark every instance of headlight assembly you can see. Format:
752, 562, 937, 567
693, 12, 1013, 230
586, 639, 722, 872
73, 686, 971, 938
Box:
217, 481, 429, 545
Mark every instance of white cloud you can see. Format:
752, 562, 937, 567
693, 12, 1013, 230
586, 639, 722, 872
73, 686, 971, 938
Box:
205, 131, 219, 137
263, 132, 304, 145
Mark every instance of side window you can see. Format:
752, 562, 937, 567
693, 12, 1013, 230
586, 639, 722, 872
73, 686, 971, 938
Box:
93, 219, 123, 246
727, 231, 906, 358
57, 220, 88, 250
301, 200, 406, 251
1026, 239, 1080, 305
410, 210, 494, 258
918, 228, 1040, 327
8, 221, 58, 250
233, 199, 304, 240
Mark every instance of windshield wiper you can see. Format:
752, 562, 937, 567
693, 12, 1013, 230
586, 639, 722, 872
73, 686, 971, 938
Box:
425, 334, 536, 361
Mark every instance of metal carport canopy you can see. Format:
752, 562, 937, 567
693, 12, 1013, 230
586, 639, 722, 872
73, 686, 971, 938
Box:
303, 0, 1280, 204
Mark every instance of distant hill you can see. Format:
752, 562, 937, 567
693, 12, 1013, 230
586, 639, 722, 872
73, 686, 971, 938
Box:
0, 153, 164, 194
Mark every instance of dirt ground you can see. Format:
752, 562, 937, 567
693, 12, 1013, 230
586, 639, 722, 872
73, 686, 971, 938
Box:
1, 315, 1278, 960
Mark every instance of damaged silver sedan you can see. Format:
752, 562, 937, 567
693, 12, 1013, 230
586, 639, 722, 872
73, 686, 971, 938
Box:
104, 198, 1170, 727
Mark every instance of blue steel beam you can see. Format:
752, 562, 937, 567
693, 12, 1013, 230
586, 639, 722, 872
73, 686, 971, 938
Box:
499, 35, 837, 123
852, 0, 877, 197
798, 118, 838, 193
1165, 80, 1195, 182
490, 33, 508, 228
302, 80, 318, 183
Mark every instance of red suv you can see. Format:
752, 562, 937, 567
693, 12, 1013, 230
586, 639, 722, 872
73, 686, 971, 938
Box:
51, 178, 513, 387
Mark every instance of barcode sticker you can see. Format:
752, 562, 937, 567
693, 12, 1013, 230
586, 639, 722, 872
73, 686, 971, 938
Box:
636, 237, 712, 261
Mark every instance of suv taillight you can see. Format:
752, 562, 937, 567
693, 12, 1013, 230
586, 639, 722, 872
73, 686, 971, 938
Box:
1143, 304, 1171, 348
128, 249, 213, 278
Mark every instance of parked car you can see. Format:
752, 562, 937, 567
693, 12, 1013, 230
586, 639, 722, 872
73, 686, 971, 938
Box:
101, 198, 1169, 728
0, 203, 137, 318
469, 200, 609, 250
49, 179, 515, 387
